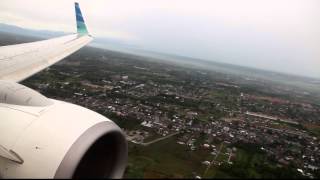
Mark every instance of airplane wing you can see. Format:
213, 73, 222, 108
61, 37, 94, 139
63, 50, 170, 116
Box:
0, 2, 93, 83
0, 1, 92, 163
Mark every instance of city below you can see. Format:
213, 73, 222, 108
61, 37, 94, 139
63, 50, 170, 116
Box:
2, 32, 319, 178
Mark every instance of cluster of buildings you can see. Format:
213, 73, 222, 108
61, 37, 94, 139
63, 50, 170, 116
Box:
31, 62, 320, 178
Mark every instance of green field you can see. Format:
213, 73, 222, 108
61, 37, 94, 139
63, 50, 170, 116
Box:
303, 123, 320, 137
125, 136, 217, 178
124, 135, 306, 179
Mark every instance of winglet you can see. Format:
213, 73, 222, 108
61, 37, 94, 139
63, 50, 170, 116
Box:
75, 2, 89, 35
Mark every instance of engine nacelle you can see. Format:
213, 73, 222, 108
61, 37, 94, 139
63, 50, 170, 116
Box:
0, 81, 128, 178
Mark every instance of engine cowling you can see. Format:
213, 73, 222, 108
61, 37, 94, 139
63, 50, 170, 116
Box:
0, 81, 128, 178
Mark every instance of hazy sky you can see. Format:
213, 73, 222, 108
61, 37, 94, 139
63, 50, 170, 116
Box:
0, 0, 319, 78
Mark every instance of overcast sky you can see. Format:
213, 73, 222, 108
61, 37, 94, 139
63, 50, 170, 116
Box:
0, 0, 319, 78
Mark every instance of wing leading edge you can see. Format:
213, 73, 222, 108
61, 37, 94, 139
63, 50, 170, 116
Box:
0, 2, 92, 82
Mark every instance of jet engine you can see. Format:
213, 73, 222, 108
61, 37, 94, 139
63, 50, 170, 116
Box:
0, 81, 127, 178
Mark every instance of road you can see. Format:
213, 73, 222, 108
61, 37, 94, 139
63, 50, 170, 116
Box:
130, 131, 180, 146
203, 142, 224, 177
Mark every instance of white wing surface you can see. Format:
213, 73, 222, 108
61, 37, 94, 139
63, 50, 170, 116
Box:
0, 2, 92, 82
0, 34, 92, 82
